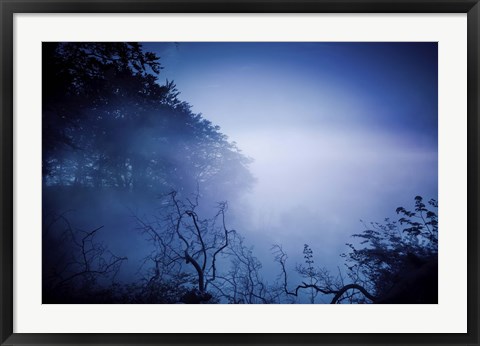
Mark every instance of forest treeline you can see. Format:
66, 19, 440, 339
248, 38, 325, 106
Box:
42, 43, 438, 304
43, 42, 254, 200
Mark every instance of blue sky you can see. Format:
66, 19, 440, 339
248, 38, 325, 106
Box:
142, 42, 438, 291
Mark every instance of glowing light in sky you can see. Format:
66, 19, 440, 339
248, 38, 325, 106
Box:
144, 42, 438, 266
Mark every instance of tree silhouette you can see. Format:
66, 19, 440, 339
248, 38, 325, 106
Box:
343, 195, 438, 303
42, 42, 254, 199
273, 196, 438, 304
42, 42, 256, 304
135, 191, 274, 304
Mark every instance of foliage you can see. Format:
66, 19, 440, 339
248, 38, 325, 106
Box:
272, 196, 438, 304
342, 196, 438, 301
42, 42, 254, 200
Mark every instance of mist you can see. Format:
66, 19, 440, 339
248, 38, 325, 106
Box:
42, 42, 438, 304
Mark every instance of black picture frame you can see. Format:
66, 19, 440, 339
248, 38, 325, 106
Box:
1, 1, 479, 345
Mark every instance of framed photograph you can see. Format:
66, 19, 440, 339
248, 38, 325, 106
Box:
1, 1, 479, 345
